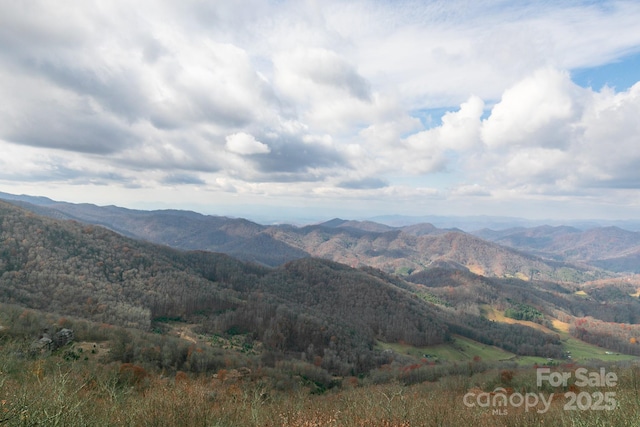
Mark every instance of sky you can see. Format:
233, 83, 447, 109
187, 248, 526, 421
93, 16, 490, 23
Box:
1, 0, 640, 223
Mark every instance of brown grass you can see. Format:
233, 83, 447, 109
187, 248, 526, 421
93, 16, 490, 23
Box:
3, 352, 640, 427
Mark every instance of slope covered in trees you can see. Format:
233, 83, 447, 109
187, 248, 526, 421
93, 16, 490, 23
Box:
0, 201, 251, 329
0, 201, 450, 374
0, 200, 581, 372
474, 225, 640, 272
0, 193, 599, 281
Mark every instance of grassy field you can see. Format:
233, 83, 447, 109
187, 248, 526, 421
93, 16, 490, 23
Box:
2, 348, 640, 426
377, 307, 639, 369
377, 335, 515, 363
484, 307, 638, 364
3, 306, 640, 426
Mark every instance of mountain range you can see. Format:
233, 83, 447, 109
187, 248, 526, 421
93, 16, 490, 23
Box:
473, 225, 640, 273
0, 198, 563, 372
3, 193, 640, 374
0, 191, 620, 280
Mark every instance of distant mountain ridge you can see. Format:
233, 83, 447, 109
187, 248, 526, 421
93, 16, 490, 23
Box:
371, 213, 640, 232
473, 225, 640, 273
0, 192, 609, 280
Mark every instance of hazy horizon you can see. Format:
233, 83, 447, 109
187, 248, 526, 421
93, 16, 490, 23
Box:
4, 189, 640, 233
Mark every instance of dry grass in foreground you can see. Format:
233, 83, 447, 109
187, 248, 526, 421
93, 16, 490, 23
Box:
3, 352, 640, 426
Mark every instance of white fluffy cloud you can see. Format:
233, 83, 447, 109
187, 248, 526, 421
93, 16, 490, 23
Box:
481, 68, 584, 150
402, 96, 485, 173
467, 69, 640, 196
225, 132, 271, 155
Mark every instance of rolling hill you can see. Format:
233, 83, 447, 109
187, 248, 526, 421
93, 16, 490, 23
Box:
0, 200, 451, 374
474, 225, 640, 273
2, 196, 640, 375
0, 192, 600, 282
0, 200, 585, 367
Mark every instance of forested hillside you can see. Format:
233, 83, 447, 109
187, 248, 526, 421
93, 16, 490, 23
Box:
277, 224, 597, 282
4, 197, 640, 371
0, 193, 598, 281
474, 225, 640, 273
0, 201, 251, 329
0, 201, 448, 374
0, 200, 582, 374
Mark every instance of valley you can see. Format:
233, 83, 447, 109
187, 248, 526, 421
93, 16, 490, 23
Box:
1, 193, 640, 425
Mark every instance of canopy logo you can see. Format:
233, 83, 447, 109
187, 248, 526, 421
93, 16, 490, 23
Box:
463, 367, 618, 416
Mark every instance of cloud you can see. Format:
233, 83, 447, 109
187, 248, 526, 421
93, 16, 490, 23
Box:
475, 71, 640, 194
280, 48, 372, 102
0, 1, 640, 219
161, 173, 206, 186
0, 142, 130, 184
338, 177, 388, 190
330, 1, 640, 113
481, 68, 584, 150
225, 132, 270, 155
245, 133, 346, 179
0, 73, 136, 154
387, 95, 484, 175
451, 184, 491, 197
576, 81, 640, 188
272, 47, 386, 134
